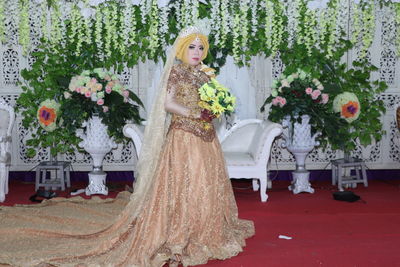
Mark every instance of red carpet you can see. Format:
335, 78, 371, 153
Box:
2, 178, 400, 267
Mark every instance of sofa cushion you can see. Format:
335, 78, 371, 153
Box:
221, 123, 259, 152
224, 151, 256, 166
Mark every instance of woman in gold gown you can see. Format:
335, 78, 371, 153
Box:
0, 26, 254, 267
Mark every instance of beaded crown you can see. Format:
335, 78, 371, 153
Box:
178, 19, 211, 38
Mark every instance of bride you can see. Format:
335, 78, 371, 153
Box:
0, 25, 254, 267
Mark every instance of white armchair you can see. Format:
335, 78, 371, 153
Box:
218, 118, 283, 202
0, 100, 15, 202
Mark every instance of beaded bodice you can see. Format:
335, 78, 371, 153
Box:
167, 63, 215, 142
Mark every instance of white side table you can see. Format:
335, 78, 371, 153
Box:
35, 161, 71, 191
331, 158, 368, 191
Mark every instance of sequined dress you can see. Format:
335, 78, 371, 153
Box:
0, 63, 254, 267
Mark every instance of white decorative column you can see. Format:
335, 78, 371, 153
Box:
77, 115, 117, 196
282, 115, 319, 194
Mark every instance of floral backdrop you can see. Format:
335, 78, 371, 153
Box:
0, 0, 400, 171
2, 0, 400, 66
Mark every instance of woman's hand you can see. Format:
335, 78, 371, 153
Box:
200, 109, 216, 122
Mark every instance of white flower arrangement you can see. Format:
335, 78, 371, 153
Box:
264, 0, 274, 53
326, 0, 339, 58
0, 0, 4, 43
232, 11, 241, 63
94, 6, 104, 58
119, 1, 132, 56
351, 2, 361, 45
360, 1, 375, 59
3, 0, 400, 60
148, 1, 159, 58
210, 0, 221, 45
103, 6, 112, 57
250, 0, 259, 37
396, 4, 400, 55
219, 0, 229, 48
240, 0, 250, 49
40, 1, 49, 42
18, 0, 30, 55
50, 3, 63, 47
158, 5, 170, 49
190, 0, 199, 25
304, 9, 318, 56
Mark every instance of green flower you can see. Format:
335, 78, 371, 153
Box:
81, 70, 90, 76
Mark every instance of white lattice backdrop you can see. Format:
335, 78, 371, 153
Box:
1, 2, 400, 171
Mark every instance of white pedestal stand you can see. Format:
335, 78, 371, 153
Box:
282, 115, 319, 194
77, 115, 117, 196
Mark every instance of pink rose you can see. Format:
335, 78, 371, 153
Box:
76, 87, 81, 93
279, 97, 287, 106
85, 91, 91, 98
273, 96, 286, 107
272, 98, 280, 106
97, 98, 104, 105
123, 90, 130, 97
105, 86, 112, 94
102, 106, 109, 112
305, 87, 313, 95
321, 93, 329, 104
311, 89, 321, 100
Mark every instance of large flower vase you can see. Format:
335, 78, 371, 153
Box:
282, 115, 319, 194
77, 115, 117, 196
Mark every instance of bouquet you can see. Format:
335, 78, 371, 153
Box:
67, 68, 130, 113
198, 78, 236, 118
62, 68, 143, 142
261, 69, 334, 139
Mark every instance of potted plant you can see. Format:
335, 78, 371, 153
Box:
17, 40, 143, 160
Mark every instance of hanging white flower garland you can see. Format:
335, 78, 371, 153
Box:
396, 4, 400, 55
0, 1, 4, 43
148, 0, 159, 58
1, 0, 399, 60
18, 0, 30, 55
50, 2, 63, 49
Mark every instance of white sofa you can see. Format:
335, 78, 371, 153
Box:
0, 100, 15, 202
123, 117, 282, 202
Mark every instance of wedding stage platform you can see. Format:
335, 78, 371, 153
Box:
2, 176, 400, 266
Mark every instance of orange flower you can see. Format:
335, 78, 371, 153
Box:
37, 99, 60, 132
38, 106, 57, 126
341, 101, 359, 118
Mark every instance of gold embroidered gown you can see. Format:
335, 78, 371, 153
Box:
0, 63, 254, 267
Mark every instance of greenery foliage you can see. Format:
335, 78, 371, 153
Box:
16, 0, 390, 156
17, 37, 143, 157
262, 39, 387, 152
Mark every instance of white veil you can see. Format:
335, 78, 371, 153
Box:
115, 38, 179, 222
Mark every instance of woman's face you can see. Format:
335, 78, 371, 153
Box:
185, 38, 204, 66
